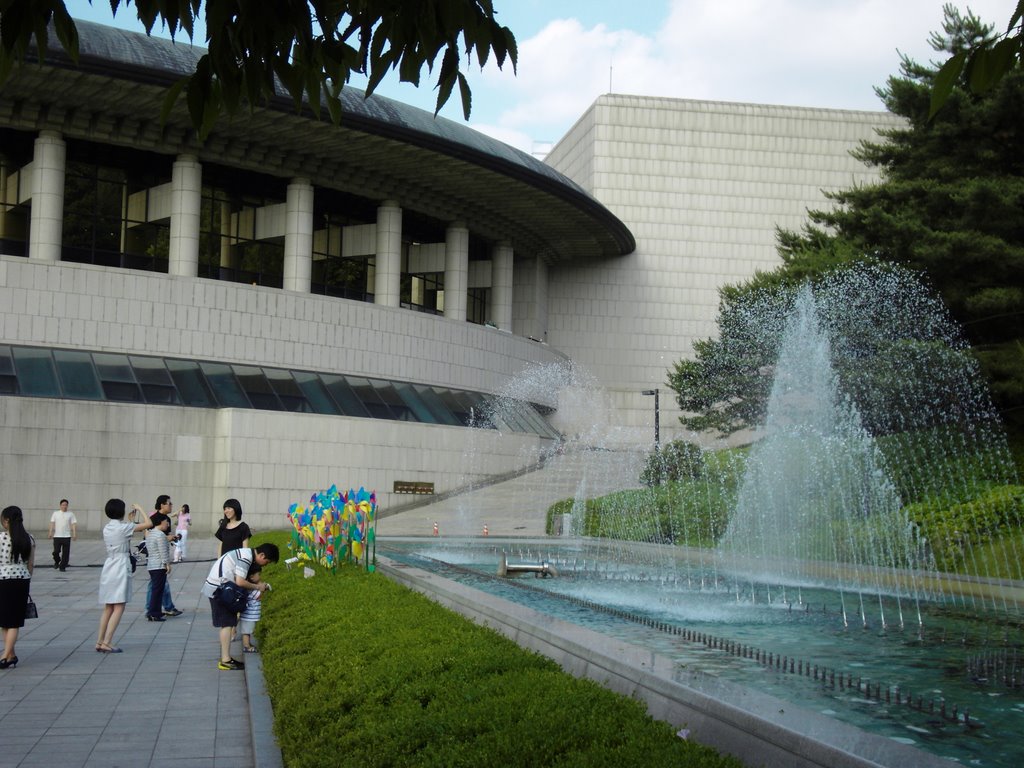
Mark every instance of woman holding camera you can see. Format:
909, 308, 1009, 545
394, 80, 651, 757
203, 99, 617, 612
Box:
96, 499, 152, 653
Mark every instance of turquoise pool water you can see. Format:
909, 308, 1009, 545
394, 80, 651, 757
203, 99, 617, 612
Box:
381, 538, 1024, 767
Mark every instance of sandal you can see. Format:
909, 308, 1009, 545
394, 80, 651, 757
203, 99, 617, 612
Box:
243, 646, 258, 653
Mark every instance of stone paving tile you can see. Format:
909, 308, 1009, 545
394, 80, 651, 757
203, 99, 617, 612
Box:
0, 536, 267, 768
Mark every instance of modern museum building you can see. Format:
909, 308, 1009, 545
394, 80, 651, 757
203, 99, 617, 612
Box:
0, 20, 900, 532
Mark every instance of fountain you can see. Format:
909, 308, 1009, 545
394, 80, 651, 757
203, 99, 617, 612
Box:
382, 264, 1024, 766
718, 265, 1022, 620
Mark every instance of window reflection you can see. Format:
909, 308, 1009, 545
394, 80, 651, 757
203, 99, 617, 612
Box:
0, 344, 557, 438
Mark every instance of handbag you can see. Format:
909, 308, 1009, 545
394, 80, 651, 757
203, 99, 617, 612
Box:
130, 554, 138, 573
213, 581, 248, 613
25, 594, 38, 619
212, 556, 249, 613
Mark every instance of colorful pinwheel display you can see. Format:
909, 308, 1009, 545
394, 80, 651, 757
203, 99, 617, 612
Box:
286, 485, 378, 573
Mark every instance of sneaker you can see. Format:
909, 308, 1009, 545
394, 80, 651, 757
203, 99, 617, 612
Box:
163, 608, 183, 617
218, 659, 245, 671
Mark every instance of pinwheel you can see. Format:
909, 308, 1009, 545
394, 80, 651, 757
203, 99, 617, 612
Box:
287, 485, 378, 573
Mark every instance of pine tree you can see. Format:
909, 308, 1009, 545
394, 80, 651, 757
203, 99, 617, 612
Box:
673, 6, 1024, 434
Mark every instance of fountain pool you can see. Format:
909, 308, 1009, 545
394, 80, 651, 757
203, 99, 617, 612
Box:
384, 265, 1024, 765
381, 537, 1024, 767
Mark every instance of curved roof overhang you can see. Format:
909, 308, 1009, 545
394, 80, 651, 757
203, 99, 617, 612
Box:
0, 20, 634, 264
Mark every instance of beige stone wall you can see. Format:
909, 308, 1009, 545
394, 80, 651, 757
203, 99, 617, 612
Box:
0, 256, 558, 532
545, 94, 904, 444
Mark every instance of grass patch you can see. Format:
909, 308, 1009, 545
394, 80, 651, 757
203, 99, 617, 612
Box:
253, 531, 742, 768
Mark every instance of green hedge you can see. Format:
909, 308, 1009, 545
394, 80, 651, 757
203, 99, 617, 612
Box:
254, 531, 742, 768
903, 484, 1024, 573
640, 440, 706, 486
546, 448, 746, 546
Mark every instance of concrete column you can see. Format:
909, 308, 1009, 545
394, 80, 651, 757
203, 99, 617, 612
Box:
28, 131, 65, 262
444, 220, 469, 321
168, 154, 202, 277
283, 177, 314, 293
374, 200, 402, 307
490, 240, 513, 331
515, 256, 549, 342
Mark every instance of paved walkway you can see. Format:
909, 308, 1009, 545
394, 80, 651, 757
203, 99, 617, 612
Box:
0, 536, 281, 768
0, 453, 642, 767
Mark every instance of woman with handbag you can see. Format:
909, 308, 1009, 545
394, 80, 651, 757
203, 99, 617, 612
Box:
201, 543, 278, 670
0, 505, 34, 669
96, 499, 153, 653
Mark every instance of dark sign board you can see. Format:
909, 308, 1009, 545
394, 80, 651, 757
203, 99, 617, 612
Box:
394, 480, 434, 495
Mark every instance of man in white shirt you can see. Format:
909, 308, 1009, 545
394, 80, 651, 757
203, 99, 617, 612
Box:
48, 498, 77, 571
202, 543, 278, 670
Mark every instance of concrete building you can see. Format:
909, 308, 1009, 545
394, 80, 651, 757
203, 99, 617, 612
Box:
0, 20, 901, 533
544, 95, 904, 442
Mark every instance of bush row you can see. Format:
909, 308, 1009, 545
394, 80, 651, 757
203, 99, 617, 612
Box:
255, 531, 742, 768
904, 484, 1024, 572
545, 435, 1024, 579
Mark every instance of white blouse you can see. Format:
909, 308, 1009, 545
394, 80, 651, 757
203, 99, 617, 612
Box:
0, 531, 33, 579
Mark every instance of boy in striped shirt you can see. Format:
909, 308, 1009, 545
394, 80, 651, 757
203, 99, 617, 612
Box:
240, 564, 264, 653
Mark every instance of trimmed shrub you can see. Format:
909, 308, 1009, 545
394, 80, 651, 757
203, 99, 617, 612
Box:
640, 440, 706, 487
903, 484, 1024, 573
253, 531, 743, 768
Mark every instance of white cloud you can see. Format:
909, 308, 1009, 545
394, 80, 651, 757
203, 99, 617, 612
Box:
468, 0, 1017, 148
466, 122, 537, 155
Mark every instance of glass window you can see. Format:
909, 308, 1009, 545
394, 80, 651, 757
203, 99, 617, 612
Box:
321, 374, 369, 417
263, 369, 310, 413
513, 402, 549, 436
130, 356, 180, 405
93, 352, 142, 401
346, 376, 394, 419
200, 362, 250, 408
495, 399, 533, 433
291, 371, 341, 415
519, 403, 559, 439
413, 385, 460, 426
232, 365, 282, 410
485, 401, 513, 432
395, 383, 437, 423
12, 347, 60, 397
166, 359, 215, 407
0, 344, 553, 437
0, 345, 19, 394
433, 388, 475, 426
371, 380, 416, 421
53, 350, 103, 400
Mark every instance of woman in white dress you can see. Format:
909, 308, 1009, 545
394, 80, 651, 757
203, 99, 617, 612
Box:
96, 499, 152, 653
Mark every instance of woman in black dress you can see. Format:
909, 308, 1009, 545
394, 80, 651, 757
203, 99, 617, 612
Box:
215, 498, 252, 556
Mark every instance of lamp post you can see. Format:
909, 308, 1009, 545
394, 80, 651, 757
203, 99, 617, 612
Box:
641, 388, 660, 446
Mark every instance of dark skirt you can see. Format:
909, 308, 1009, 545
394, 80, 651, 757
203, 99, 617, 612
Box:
0, 577, 31, 628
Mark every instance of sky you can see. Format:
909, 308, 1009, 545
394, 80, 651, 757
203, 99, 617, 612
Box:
69, 0, 1017, 156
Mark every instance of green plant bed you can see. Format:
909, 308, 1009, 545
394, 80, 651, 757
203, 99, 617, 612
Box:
252, 531, 742, 768
967, 529, 1024, 580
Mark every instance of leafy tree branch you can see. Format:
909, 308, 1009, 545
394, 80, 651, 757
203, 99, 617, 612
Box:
0, 0, 518, 137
